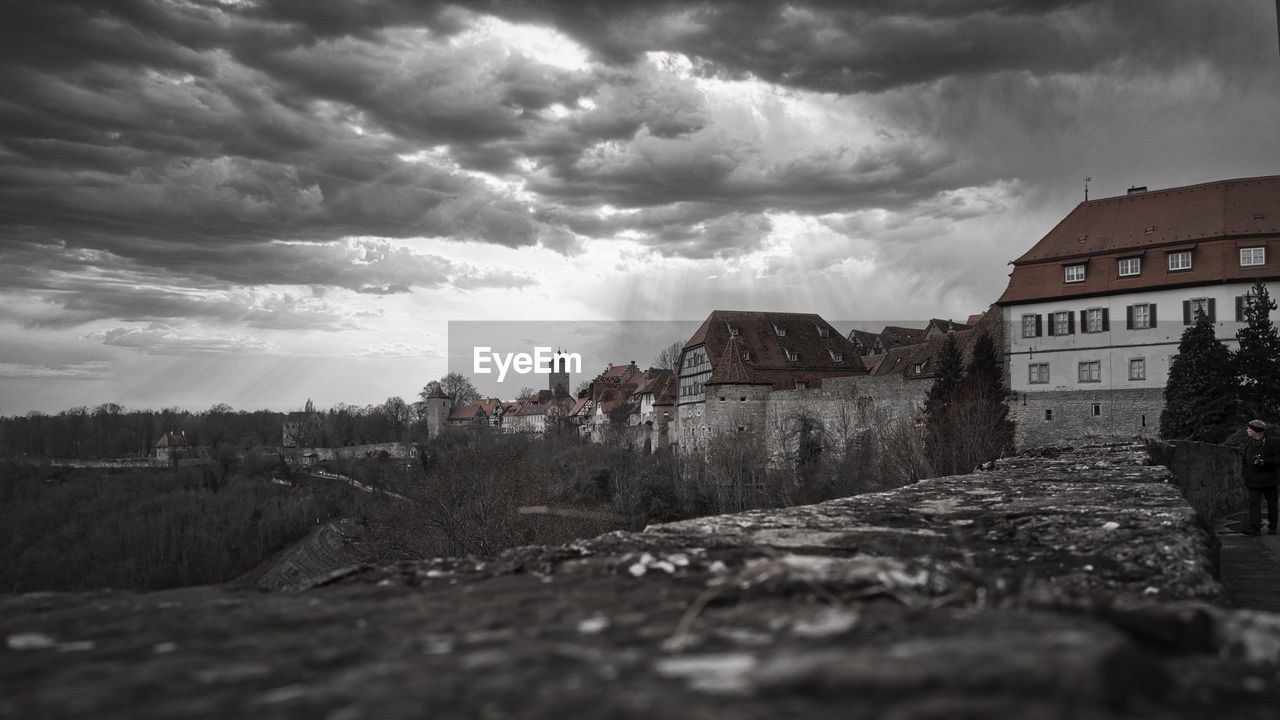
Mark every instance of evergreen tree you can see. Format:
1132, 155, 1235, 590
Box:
1233, 280, 1280, 423
923, 335, 963, 422
962, 332, 1014, 457
922, 335, 964, 475
1160, 310, 1237, 442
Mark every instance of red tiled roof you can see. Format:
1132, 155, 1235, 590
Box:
869, 310, 1001, 379
999, 175, 1280, 304
683, 311, 867, 373
705, 337, 772, 386
879, 326, 926, 347
632, 369, 674, 398
448, 403, 485, 421
653, 375, 677, 406
154, 431, 190, 449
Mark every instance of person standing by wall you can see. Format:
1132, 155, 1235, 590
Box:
1243, 419, 1279, 535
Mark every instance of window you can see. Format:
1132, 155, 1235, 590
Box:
1021, 314, 1042, 338
912, 361, 928, 375
1064, 264, 1086, 283
1168, 250, 1192, 271
1241, 247, 1266, 266
1127, 303, 1155, 330
742, 350, 752, 361
1044, 409, 1054, 421
1144, 225, 1155, 234
1028, 363, 1049, 384
828, 348, 844, 362
1078, 361, 1101, 383
1184, 297, 1214, 324
794, 381, 808, 390
727, 325, 739, 337
1082, 308, 1108, 333
784, 348, 797, 362
772, 323, 786, 337
815, 324, 829, 338
1092, 403, 1102, 416
1118, 257, 1141, 277
1049, 311, 1074, 336
1129, 358, 1146, 380
1237, 293, 1272, 322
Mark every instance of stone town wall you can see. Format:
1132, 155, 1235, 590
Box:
1166, 440, 1248, 520
14, 446, 1280, 719
297, 442, 417, 462
1012, 387, 1164, 448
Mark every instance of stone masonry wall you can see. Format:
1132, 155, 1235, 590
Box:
1167, 440, 1248, 520
1013, 387, 1164, 448
11, 446, 1280, 719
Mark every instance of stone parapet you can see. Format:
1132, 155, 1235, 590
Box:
4, 445, 1280, 718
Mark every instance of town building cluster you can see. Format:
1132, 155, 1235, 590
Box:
154, 174, 1280, 458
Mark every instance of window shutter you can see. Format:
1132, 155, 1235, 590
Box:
1067, 312, 1075, 334
1126, 305, 1134, 330
1035, 314, 1042, 337
1237, 296, 1245, 322
1183, 300, 1191, 325
1079, 310, 1087, 332
1208, 298, 1216, 321
1047, 314, 1056, 336
1150, 304, 1157, 327
1101, 308, 1109, 331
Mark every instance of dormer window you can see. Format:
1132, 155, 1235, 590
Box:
727, 323, 739, 337
1065, 264, 1086, 283
828, 349, 844, 362
912, 360, 928, 374
1168, 250, 1192, 272
815, 324, 829, 338
1144, 225, 1155, 234
784, 348, 798, 362
1077, 233, 1088, 241
794, 381, 808, 390
772, 323, 786, 337
741, 350, 751, 361
1118, 257, 1141, 277
1241, 247, 1266, 267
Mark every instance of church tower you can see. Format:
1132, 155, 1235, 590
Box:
549, 346, 571, 398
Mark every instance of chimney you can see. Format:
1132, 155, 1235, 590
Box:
1126, 186, 1147, 194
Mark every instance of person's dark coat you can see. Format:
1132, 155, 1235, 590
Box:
1244, 435, 1279, 488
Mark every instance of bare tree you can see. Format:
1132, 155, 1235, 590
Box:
419, 372, 481, 408
654, 340, 684, 372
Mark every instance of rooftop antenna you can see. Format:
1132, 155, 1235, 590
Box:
1084, 176, 1091, 202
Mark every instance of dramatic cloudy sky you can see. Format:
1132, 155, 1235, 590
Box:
2, 1, 1278, 414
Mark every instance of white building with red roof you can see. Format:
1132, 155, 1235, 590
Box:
996, 175, 1280, 446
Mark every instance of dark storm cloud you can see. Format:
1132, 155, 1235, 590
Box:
0, 237, 535, 329
474, 0, 1262, 93
0, 0, 1270, 324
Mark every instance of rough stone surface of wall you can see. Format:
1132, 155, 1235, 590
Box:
8, 446, 1280, 718
705, 384, 770, 439
298, 442, 416, 462
1166, 440, 1248, 520
1012, 387, 1164, 448
678, 374, 927, 458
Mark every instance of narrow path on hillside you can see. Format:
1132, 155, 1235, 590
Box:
1217, 533, 1280, 612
